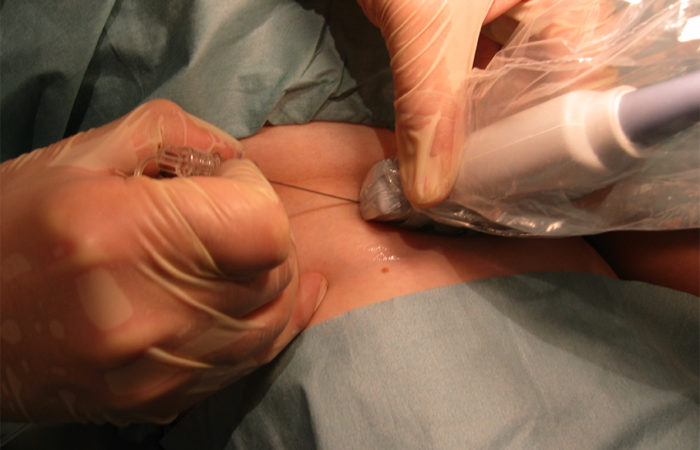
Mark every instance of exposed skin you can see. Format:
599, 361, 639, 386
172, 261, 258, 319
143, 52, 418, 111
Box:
2, 116, 694, 426
4, 0, 695, 427
588, 231, 700, 297
242, 121, 620, 327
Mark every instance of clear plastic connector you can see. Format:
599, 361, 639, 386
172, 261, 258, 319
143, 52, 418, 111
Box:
134, 147, 222, 177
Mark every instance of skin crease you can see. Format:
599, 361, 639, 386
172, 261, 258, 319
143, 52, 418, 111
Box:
242, 122, 618, 327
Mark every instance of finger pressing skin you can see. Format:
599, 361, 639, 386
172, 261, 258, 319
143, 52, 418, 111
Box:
358, 0, 495, 207
47, 99, 242, 173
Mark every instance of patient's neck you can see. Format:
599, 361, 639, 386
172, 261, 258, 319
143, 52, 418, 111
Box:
242, 122, 616, 326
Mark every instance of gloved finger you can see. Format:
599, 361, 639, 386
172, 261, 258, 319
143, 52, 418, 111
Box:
149, 244, 327, 370
65, 255, 325, 422
193, 270, 328, 368
48, 99, 242, 173
253, 271, 327, 363
79, 257, 298, 362
485, 0, 524, 23
148, 158, 292, 279
151, 253, 296, 320
97, 356, 197, 424
358, 0, 522, 207
40, 157, 296, 359
122, 252, 326, 385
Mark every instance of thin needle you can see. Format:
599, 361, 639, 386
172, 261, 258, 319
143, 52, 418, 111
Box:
268, 180, 359, 204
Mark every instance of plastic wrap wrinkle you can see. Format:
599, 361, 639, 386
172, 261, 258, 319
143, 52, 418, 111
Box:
361, 0, 700, 236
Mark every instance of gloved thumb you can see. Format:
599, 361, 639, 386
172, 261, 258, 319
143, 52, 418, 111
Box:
358, 0, 521, 207
161, 158, 294, 276
152, 157, 327, 326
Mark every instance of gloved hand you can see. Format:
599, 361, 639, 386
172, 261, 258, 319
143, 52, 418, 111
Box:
358, 0, 524, 207
0, 99, 327, 424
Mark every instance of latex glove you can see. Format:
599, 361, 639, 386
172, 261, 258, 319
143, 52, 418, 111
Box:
358, 0, 524, 207
0, 99, 327, 424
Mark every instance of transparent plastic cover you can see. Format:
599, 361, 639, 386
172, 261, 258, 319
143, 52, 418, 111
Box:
361, 0, 700, 236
